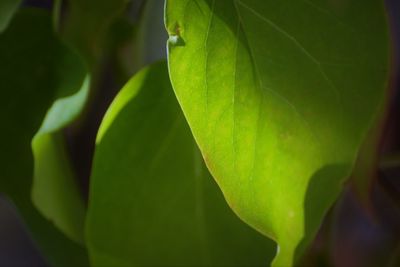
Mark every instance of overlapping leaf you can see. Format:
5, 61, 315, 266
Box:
165, 0, 390, 265
0, 9, 88, 265
86, 61, 275, 266
31, 0, 132, 244
32, 75, 89, 244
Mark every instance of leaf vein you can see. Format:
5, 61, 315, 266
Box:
235, 0, 342, 102
204, 0, 216, 115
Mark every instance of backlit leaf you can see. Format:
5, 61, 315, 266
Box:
165, 0, 390, 265
86, 61, 275, 266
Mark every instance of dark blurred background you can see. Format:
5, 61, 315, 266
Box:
0, 0, 399, 266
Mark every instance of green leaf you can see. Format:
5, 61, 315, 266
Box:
29, 0, 91, 245
31, 0, 134, 243
32, 75, 90, 245
86, 61, 275, 266
0, 9, 88, 265
0, 0, 21, 32
28, 0, 97, 247
165, 0, 390, 265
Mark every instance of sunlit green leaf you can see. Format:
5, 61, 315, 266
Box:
165, 0, 390, 265
0, 9, 88, 265
86, 61, 275, 266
